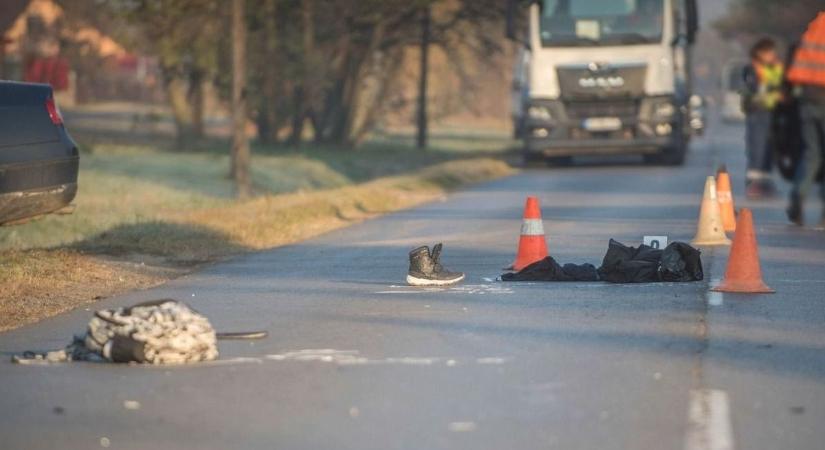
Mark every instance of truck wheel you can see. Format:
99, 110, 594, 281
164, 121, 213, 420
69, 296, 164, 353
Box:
545, 156, 573, 167
644, 141, 686, 166
522, 153, 545, 167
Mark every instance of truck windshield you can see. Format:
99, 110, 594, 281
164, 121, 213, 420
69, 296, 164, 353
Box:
539, 0, 665, 47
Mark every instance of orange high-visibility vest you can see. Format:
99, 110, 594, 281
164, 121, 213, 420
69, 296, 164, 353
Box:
788, 12, 825, 87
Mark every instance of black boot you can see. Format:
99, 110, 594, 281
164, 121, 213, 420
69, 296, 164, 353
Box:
787, 192, 803, 226
407, 243, 465, 286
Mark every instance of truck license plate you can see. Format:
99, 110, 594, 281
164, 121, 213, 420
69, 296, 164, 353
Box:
582, 117, 622, 131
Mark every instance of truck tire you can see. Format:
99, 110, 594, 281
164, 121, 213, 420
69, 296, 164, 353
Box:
545, 156, 574, 167
522, 152, 545, 167
644, 138, 687, 166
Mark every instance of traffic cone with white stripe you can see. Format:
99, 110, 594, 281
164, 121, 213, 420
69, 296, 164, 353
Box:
510, 196, 549, 271
716, 165, 737, 233
692, 176, 732, 246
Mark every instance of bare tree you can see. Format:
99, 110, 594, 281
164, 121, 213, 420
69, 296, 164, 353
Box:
231, 0, 251, 198
110, 0, 507, 150
715, 0, 822, 42
105, 0, 222, 146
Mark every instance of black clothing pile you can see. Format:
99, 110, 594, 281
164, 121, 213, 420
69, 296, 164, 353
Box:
501, 239, 703, 284
500, 257, 598, 282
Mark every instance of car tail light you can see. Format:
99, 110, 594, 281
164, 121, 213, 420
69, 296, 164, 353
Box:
45, 96, 64, 125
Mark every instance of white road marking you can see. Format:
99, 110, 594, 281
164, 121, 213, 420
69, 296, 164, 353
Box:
198, 357, 263, 366
708, 278, 724, 306
772, 279, 825, 284
685, 389, 735, 450
476, 357, 506, 365
123, 400, 141, 410
374, 288, 444, 294
375, 284, 513, 295
448, 284, 514, 295
448, 421, 477, 432
264, 349, 508, 367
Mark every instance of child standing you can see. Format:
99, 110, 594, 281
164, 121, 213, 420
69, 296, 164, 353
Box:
742, 38, 784, 199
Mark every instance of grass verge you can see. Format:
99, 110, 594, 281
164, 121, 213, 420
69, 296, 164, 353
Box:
0, 145, 513, 331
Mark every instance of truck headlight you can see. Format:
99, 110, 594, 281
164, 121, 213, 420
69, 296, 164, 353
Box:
653, 102, 676, 119
527, 105, 552, 121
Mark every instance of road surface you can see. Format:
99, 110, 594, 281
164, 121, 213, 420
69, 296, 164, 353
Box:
1, 121, 824, 450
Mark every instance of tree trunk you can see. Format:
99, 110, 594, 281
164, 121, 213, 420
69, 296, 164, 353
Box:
333, 21, 386, 147
286, 0, 316, 146
164, 71, 198, 148
351, 47, 405, 145
231, 0, 251, 198
416, 6, 431, 150
287, 85, 305, 146
258, 0, 280, 145
189, 70, 206, 139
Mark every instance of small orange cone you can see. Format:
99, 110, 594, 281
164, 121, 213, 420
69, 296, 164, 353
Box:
716, 166, 737, 233
692, 176, 732, 246
511, 196, 549, 271
712, 208, 774, 293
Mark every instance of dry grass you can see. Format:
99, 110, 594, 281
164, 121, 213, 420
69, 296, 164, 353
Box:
0, 250, 179, 331
0, 141, 513, 332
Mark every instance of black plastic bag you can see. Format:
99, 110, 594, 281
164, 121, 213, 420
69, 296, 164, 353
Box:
597, 239, 662, 283
659, 242, 704, 282
501, 256, 598, 282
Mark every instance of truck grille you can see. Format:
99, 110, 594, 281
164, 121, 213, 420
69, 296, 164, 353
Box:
564, 100, 639, 121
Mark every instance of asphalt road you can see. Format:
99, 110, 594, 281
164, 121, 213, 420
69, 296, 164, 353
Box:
1, 121, 824, 450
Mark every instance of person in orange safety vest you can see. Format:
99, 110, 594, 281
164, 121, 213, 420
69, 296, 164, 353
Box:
787, 12, 825, 226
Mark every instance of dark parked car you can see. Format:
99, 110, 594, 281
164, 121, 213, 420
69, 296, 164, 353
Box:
0, 81, 79, 225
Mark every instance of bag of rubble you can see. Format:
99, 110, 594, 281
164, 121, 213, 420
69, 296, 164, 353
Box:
14, 299, 219, 365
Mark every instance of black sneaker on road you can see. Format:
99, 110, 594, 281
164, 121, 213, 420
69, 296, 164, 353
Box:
407, 243, 465, 286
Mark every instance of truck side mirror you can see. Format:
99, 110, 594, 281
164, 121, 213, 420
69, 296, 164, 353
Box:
686, 0, 699, 44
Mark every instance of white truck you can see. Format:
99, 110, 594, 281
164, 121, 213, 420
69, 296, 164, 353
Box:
507, 0, 701, 165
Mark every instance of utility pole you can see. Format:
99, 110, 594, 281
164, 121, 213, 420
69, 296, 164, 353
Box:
231, 0, 251, 198
415, 5, 431, 150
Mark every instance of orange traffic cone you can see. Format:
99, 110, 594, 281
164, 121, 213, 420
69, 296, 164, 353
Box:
716, 166, 737, 233
713, 208, 774, 293
511, 196, 549, 271
692, 176, 732, 246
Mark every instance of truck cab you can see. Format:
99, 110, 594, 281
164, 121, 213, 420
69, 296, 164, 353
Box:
508, 0, 699, 165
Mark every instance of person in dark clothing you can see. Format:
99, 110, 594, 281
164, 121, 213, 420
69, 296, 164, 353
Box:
787, 13, 825, 226
772, 42, 805, 183
742, 38, 784, 199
